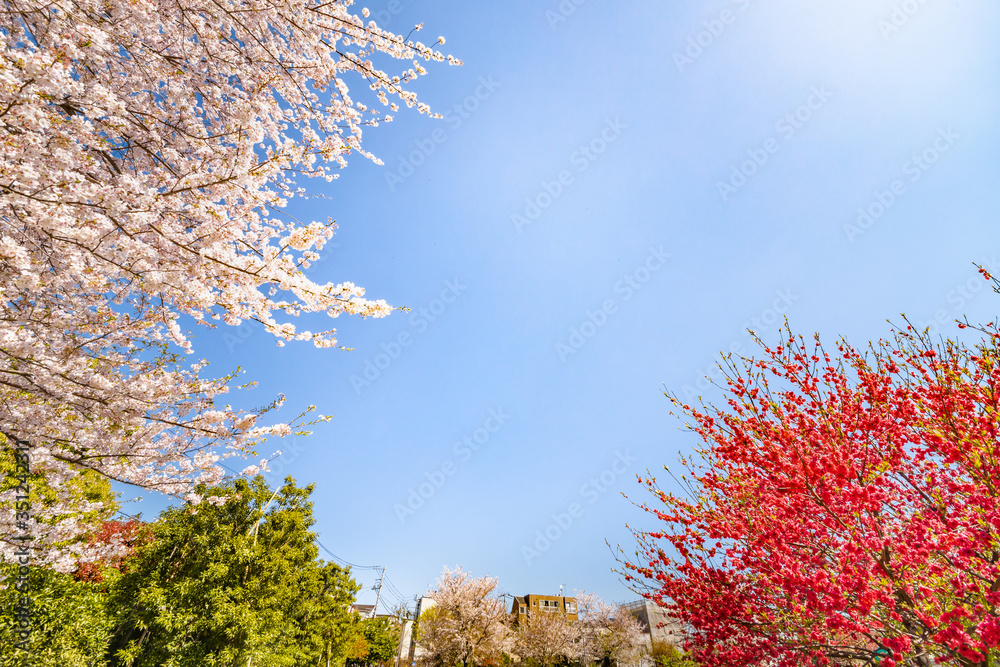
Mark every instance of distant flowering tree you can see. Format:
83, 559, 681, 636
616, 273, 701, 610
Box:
73, 518, 150, 583
623, 311, 1000, 666
417, 567, 511, 667
0, 0, 457, 567
513, 602, 578, 667
574, 592, 646, 667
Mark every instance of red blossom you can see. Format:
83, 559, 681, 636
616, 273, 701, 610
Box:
623, 326, 1000, 666
74, 518, 150, 583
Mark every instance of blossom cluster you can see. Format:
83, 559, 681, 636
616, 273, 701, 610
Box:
626, 316, 1000, 666
0, 0, 456, 566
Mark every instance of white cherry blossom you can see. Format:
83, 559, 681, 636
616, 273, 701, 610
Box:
0, 0, 457, 567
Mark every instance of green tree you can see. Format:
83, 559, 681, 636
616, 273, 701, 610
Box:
0, 442, 126, 666
106, 475, 361, 667
649, 641, 698, 667
280, 561, 363, 667
0, 564, 113, 667
348, 616, 402, 667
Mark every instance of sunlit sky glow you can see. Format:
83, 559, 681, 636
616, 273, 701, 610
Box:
127, 0, 1000, 608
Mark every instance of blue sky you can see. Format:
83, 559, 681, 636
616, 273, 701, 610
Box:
128, 0, 1000, 609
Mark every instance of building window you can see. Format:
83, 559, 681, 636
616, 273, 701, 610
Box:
566, 602, 576, 612
519, 606, 525, 614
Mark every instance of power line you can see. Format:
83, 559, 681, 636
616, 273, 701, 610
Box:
383, 576, 407, 602
310, 540, 411, 611
382, 585, 406, 605
381, 578, 404, 599
314, 537, 379, 570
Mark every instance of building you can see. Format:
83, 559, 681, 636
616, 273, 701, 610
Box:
348, 601, 417, 667
350, 603, 376, 616
509, 593, 579, 625
403, 595, 436, 666
621, 599, 685, 645
394, 617, 414, 667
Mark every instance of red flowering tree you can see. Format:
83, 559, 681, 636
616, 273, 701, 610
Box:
74, 518, 150, 583
623, 318, 1000, 667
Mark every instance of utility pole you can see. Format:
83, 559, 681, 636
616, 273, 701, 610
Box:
371, 566, 385, 618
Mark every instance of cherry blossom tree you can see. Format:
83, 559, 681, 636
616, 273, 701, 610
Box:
0, 0, 457, 567
417, 567, 511, 667
513, 603, 579, 667
575, 593, 646, 667
623, 316, 1000, 666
